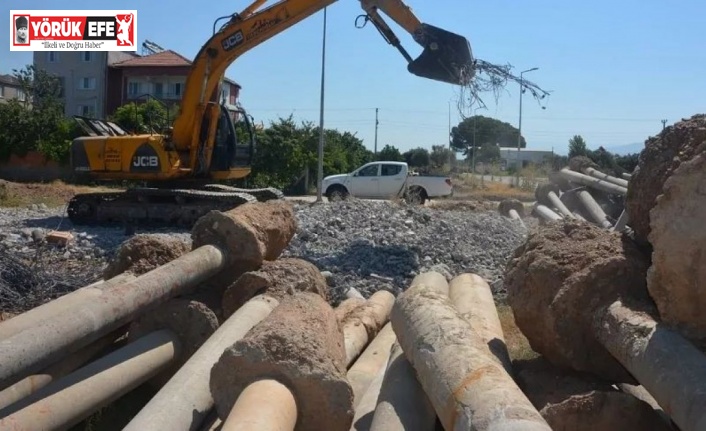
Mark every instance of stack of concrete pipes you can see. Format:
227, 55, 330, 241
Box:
500, 157, 632, 233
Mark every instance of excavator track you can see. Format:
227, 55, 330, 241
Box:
201, 184, 284, 201
67, 188, 260, 228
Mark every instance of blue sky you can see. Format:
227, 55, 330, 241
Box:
3, 0, 705, 156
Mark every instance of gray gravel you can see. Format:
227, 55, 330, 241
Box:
0, 198, 528, 310
282, 199, 528, 304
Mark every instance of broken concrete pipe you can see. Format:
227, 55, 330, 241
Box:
0, 329, 181, 431
221, 257, 327, 319
449, 273, 512, 373
498, 198, 526, 228
535, 183, 576, 219
390, 281, 553, 431
126, 298, 220, 387
347, 322, 397, 408
575, 189, 613, 229
505, 220, 706, 431
210, 292, 354, 431
0, 200, 296, 389
124, 294, 279, 431
558, 168, 628, 196
368, 341, 437, 431
341, 289, 396, 367
533, 203, 563, 222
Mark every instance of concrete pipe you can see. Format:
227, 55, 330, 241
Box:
576, 189, 613, 229
449, 273, 512, 372
594, 301, 706, 431
0, 272, 136, 340
336, 298, 367, 324
621, 172, 632, 180
342, 290, 396, 367
533, 204, 563, 222
0, 329, 180, 430
390, 283, 552, 431
559, 168, 628, 196
350, 361, 387, 431
506, 221, 706, 431
0, 328, 122, 411
582, 166, 630, 188
347, 322, 397, 408
610, 209, 630, 232
220, 379, 298, 431
124, 295, 279, 431
210, 292, 354, 431
535, 183, 576, 219
498, 199, 526, 228
368, 342, 437, 431
0, 244, 224, 389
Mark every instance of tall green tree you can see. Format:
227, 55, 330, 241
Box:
476, 143, 501, 163
402, 147, 430, 168
376, 144, 404, 161
450, 115, 526, 157
429, 145, 455, 169
568, 135, 588, 158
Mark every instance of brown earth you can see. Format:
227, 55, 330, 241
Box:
103, 234, 192, 279
334, 297, 366, 323
221, 257, 328, 318
626, 114, 706, 245
0, 179, 117, 208
504, 220, 652, 382
128, 298, 219, 386
568, 156, 599, 173
498, 198, 525, 217
647, 142, 706, 345
210, 291, 354, 431
191, 200, 297, 273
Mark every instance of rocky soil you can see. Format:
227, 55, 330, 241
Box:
0, 198, 528, 312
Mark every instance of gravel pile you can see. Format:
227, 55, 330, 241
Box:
0, 198, 528, 311
282, 199, 528, 304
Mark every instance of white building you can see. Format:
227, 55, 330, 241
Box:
499, 148, 554, 170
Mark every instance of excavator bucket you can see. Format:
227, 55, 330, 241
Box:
408, 24, 475, 86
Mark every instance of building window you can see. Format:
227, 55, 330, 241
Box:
47, 52, 58, 62
128, 82, 141, 97
173, 82, 183, 98
77, 104, 96, 117
81, 52, 92, 62
78, 77, 96, 90
17, 89, 26, 102
153, 82, 163, 98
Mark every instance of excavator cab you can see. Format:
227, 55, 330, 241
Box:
408, 24, 475, 86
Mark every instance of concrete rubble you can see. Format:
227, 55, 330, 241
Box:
0, 114, 705, 430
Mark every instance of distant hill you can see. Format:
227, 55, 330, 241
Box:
604, 142, 645, 155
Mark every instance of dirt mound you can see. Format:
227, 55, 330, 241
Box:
568, 156, 599, 173
626, 114, 706, 245
103, 234, 192, 279
222, 257, 328, 318
504, 220, 652, 382
647, 141, 706, 344
210, 292, 353, 430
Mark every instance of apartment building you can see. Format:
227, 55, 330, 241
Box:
0, 74, 28, 105
32, 46, 241, 120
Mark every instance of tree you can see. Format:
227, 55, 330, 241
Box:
568, 135, 588, 158
450, 115, 526, 157
110, 99, 177, 133
476, 142, 501, 163
403, 147, 430, 168
429, 145, 455, 169
377, 144, 404, 162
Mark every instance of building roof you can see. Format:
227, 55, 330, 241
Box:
0, 74, 21, 86
110, 49, 240, 88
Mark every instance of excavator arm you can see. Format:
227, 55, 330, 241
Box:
170, 0, 474, 174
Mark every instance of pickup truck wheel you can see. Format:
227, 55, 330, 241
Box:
404, 187, 427, 205
326, 186, 349, 202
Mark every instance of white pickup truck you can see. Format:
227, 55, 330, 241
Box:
321, 161, 453, 205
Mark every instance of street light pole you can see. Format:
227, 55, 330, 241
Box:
316, 7, 327, 202
516, 67, 538, 186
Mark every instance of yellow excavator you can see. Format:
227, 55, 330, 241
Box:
67, 0, 474, 226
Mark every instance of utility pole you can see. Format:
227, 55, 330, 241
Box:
448, 101, 453, 168
316, 7, 327, 203
517, 67, 538, 187
374, 108, 379, 155
661, 119, 667, 131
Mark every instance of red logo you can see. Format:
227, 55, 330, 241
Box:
115, 13, 134, 46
